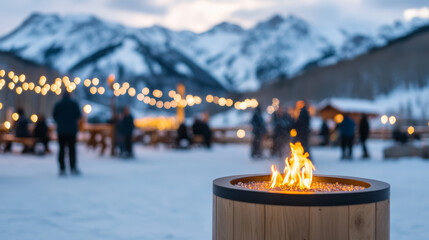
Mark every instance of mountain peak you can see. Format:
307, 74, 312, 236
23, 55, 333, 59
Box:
205, 21, 244, 34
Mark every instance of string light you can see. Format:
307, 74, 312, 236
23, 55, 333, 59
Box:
39, 76, 46, 86
128, 87, 136, 97
142, 87, 149, 95
137, 93, 144, 101
19, 74, 25, 82
22, 82, 29, 91
123, 82, 130, 90
4, 121, 11, 129
206, 95, 213, 103
98, 87, 105, 95
30, 114, 38, 123
92, 78, 99, 86
83, 104, 92, 114
16, 87, 22, 95
237, 129, 246, 138
84, 79, 91, 87
90, 87, 97, 95
12, 112, 19, 121
0, 68, 259, 111
74, 77, 81, 85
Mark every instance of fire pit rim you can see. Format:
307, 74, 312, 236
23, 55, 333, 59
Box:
213, 174, 390, 206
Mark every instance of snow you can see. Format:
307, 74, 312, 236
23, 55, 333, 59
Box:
375, 85, 429, 119
174, 62, 192, 77
96, 38, 149, 76
0, 140, 428, 239
318, 98, 382, 115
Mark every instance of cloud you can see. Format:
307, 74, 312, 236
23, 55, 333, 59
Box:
403, 7, 429, 21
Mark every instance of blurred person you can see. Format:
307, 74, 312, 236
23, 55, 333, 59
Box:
33, 114, 50, 154
250, 106, 266, 158
392, 126, 408, 144
359, 114, 370, 158
296, 102, 311, 154
4, 108, 31, 153
177, 122, 191, 149
271, 107, 293, 158
53, 92, 81, 176
192, 113, 212, 148
338, 114, 356, 160
319, 120, 330, 146
118, 106, 135, 158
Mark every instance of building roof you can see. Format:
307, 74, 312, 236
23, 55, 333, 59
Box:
317, 98, 381, 115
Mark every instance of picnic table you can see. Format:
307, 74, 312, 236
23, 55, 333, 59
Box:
81, 123, 112, 155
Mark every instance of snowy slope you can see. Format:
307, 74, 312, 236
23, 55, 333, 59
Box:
326, 17, 429, 64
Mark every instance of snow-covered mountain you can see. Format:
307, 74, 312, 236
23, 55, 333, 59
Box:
1, 13, 429, 93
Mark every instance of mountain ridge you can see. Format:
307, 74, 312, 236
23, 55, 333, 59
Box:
1, 12, 429, 94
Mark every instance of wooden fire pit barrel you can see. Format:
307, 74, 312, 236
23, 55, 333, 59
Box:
213, 175, 390, 240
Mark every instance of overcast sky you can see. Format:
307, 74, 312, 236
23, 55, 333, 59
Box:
0, 0, 429, 37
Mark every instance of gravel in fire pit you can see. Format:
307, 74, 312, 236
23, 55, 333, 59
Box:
235, 181, 365, 192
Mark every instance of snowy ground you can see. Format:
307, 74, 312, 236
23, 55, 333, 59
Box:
0, 140, 428, 240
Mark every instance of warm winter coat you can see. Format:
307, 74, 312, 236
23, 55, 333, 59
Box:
53, 95, 81, 135
15, 117, 30, 137
119, 115, 135, 137
251, 110, 266, 136
359, 116, 370, 140
339, 116, 356, 137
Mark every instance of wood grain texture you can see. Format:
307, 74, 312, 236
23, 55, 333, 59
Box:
216, 197, 233, 240
233, 201, 265, 240
349, 203, 376, 240
265, 205, 309, 240
376, 200, 390, 240
213, 195, 216, 240
309, 206, 349, 240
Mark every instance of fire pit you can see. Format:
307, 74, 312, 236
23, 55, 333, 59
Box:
212, 143, 390, 240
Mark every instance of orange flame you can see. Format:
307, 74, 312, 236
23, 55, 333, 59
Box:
269, 142, 315, 190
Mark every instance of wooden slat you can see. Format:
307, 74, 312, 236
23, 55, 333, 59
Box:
213, 195, 216, 240
234, 201, 264, 240
265, 205, 309, 240
376, 200, 390, 240
216, 197, 233, 240
349, 203, 376, 240
309, 206, 348, 240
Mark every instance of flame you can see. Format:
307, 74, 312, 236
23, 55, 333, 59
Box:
269, 142, 315, 190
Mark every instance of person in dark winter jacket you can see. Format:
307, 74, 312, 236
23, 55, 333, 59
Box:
319, 120, 330, 146
53, 92, 81, 176
15, 108, 31, 138
338, 114, 355, 159
296, 104, 311, 153
250, 106, 266, 158
177, 123, 191, 149
118, 107, 134, 157
192, 113, 212, 149
359, 114, 370, 158
33, 115, 50, 154
271, 107, 293, 158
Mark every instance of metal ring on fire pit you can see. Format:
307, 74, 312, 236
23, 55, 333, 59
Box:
213, 174, 390, 206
